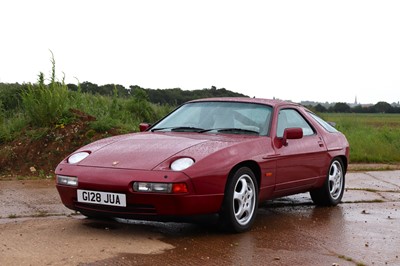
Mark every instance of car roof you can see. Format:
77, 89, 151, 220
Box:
188, 97, 300, 108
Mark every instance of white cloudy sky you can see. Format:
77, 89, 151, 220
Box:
1, 0, 400, 104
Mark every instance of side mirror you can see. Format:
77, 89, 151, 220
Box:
139, 123, 151, 132
282, 127, 303, 146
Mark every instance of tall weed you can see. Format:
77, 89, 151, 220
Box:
22, 73, 70, 127
21, 53, 70, 127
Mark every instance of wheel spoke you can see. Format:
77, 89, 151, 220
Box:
235, 203, 245, 219
329, 164, 338, 182
234, 179, 247, 200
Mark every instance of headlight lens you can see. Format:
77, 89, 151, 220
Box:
170, 158, 194, 171
133, 182, 172, 193
133, 182, 188, 193
68, 151, 90, 164
57, 175, 78, 186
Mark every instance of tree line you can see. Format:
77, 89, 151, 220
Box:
68, 83, 247, 105
0, 82, 246, 111
309, 102, 400, 114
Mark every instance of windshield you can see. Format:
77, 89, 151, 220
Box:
151, 101, 273, 136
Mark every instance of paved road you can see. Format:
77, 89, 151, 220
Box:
0, 171, 399, 265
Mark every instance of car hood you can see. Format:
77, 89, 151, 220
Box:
75, 132, 252, 170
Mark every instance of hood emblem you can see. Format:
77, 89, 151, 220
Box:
112, 161, 119, 166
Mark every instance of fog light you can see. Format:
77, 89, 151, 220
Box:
57, 175, 78, 186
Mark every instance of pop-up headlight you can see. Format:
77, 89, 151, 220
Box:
67, 151, 90, 164
170, 158, 194, 171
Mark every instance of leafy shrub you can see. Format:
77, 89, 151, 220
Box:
125, 88, 157, 123
89, 116, 120, 133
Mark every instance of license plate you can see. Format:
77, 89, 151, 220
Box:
77, 189, 126, 207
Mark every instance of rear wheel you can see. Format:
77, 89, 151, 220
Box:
310, 158, 345, 206
220, 167, 258, 233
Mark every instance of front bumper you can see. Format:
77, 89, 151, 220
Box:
55, 164, 224, 219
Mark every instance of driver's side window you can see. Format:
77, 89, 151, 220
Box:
277, 109, 314, 137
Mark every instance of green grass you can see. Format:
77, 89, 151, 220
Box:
321, 113, 400, 163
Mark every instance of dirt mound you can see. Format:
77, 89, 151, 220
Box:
0, 109, 120, 178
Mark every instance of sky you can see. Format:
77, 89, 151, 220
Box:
1, 0, 400, 104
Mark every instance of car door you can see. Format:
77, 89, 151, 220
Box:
272, 108, 329, 193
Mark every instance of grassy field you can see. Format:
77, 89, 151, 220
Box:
321, 113, 400, 163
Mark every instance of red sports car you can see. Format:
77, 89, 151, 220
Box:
56, 98, 349, 232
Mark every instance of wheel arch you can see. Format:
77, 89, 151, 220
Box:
336, 155, 348, 174
227, 160, 261, 191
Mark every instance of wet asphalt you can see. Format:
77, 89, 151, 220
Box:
0, 170, 399, 266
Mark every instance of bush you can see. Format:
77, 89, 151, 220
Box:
0, 83, 25, 112
125, 88, 157, 123
0, 100, 4, 124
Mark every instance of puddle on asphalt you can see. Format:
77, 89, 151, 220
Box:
78, 197, 399, 266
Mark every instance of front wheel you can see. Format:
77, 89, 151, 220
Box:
220, 167, 258, 233
310, 158, 345, 206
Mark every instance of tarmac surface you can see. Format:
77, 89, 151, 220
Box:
0, 170, 399, 265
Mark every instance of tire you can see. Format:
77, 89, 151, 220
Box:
310, 158, 345, 206
220, 167, 258, 233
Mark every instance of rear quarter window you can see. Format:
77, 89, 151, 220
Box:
308, 112, 339, 133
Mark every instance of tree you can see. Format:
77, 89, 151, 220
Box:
315, 104, 327, 113
332, 102, 351, 113
80, 81, 99, 94
67, 83, 78, 91
374, 101, 392, 113
351, 105, 365, 113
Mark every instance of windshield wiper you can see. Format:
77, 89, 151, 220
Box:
152, 126, 204, 132
171, 126, 205, 132
200, 128, 259, 135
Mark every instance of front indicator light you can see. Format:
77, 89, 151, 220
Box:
133, 182, 187, 194
172, 183, 188, 193
57, 175, 78, 187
